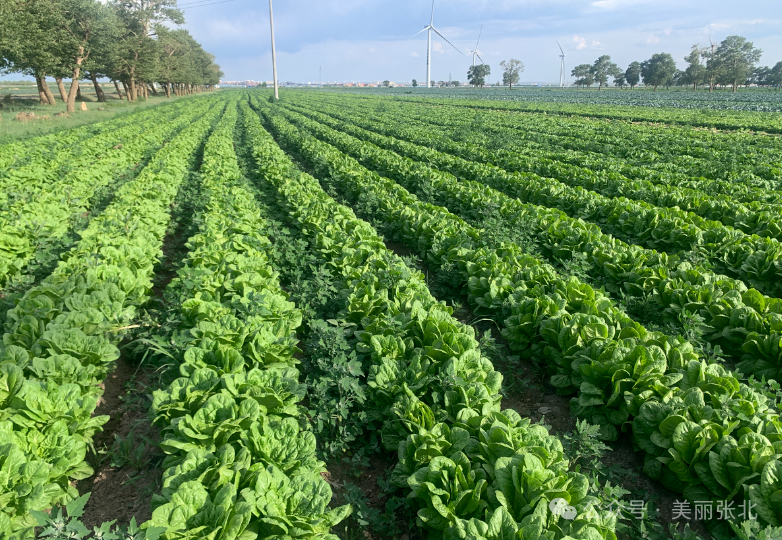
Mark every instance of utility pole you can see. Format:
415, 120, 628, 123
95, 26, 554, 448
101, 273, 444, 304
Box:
269, 0, 279, 99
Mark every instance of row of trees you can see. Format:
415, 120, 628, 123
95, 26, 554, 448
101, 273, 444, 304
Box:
571, 35, 781, 91
1, 0, 223, 112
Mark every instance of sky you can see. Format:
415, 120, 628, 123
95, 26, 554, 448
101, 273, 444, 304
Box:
183, 0, 782, 84
2, 0, 779, 84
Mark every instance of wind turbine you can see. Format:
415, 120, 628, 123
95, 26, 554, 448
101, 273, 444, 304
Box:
468, 25, 484, 67
557, 41, 567, 88
413, 0, 463, 88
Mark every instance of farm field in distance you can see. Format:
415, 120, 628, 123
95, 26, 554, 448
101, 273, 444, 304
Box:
3, 89, 782, 540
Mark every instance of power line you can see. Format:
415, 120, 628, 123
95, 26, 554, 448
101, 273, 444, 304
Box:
178, 0, 238, 9
177, 0, 235, 6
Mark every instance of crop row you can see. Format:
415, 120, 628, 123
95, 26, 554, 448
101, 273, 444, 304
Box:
0, 101, 205, 289
370, 86, 782, 113
245, 98, 619, 539
285, 102, 782, 303
332, 92, 782, 184
386, 92, 782, 136
299, 96, 782, 237
0, 102, 221, 537
262, 103, 782, 530
375, 101, 782, 203
0, 98, 191, 190
138, 101, 350, 538
276, 104, 782, 382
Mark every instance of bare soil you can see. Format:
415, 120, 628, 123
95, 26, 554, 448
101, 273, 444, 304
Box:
77, 356, 163, 529
76, 183, 198, 528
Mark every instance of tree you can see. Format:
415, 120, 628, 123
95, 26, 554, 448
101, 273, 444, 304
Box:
682, 44, 706, 90
625, 61, 641, 89
499, 59, 524, 89
614, 73, 626, 88
110, 0, 184, 101
589, 55, 619, 91
770, 62, 782, 89
1, 0, 220, 105
467, 64, 490, 88
748, 66, 770, 86
714, 35, 762, 92
1, 0, 63, 105
641, 53, 676, 91
452, 80, 460, 87
44, 0, 117, 112
430, 80, 435, 87
382, 80, 390, 87
411, 79, 418, 87
701, 39, 722, 92
571, 64, 593, 89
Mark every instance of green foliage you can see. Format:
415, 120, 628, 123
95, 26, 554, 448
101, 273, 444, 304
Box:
302, 319, 370, 457
467, 64, 491, 88
0, 100, 218, 537
32, 494, 163, 540
641, 53, 678, 89
562, 419, 613, 474
265, 93, 782, 532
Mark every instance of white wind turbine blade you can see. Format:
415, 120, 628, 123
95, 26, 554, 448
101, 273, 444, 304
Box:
431, 26, 464, 54
476, 52, 485, 64
475, 24, 482, 50
556, 40, 565, 55
429, 0, 435, 25
412, 26, 430, 39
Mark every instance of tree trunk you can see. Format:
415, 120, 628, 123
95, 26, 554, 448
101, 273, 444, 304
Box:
149, 83, 157, 96
113, 80, 123, 99
56, 78, 68, 101
40, 76, 56, 105
129, 79, 137, 101
164, 83, 171, 98
90, 73, 106, 102
121, 80, 131, 101
66, 48, 85, 113
76, 85, 82, 100
35, 75, 48, 105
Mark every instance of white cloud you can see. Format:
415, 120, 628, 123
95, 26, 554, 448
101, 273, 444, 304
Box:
573, 34, 587, 49
411, 51, 419, 57
433, 42, 444, 54
646, 34, 660, 43
591, 40, 603, 48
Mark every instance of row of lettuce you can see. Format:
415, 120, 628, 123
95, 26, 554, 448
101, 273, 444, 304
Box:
365, 99, 782, 204
0, 99, 203, 289
300, 95, 782, 239
0, 100, 221, 537
0, 101, 185, 175
387, 93, 782, 138
276, 102, 782, 387
258, 99, 782, 531
140, 101, 352, 538
282, 99, 782, 303
239, 97, 620, 540
331, 92, 782, 187
0, 98, 189, 191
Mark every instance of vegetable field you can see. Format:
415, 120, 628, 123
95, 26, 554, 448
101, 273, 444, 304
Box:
2, 90, 782, 540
